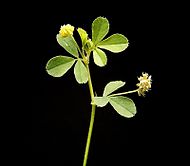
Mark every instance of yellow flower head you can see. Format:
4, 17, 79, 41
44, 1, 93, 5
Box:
59, 24, 74, 37
136, 72, 152, 96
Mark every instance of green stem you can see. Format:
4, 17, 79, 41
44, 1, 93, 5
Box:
86, 65, 95, 100
83, 65, 96, 166
109, 89, 138, 97
83, 104, 96, 166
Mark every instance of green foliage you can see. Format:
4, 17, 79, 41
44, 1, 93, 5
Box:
93, 48, 107, 67
92, 17, 109, 45
94, 80, 136, 118
45, 16, 151, 166
74, 59, 88, 84
57, 34, 79, 57
47, 17, 130, 83
77, 28, 88, 47
103, 81, 125, 96
91, 17, 128, 67
46, 56, 75, 77
45, 16, 143, 119
93, 97, 109, 107
109, 96, 136, 118
98, 34, 129, 53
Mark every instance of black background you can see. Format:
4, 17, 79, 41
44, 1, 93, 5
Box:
7, 1, 186, 166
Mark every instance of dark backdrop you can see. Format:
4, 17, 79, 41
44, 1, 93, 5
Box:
11, 1, 184, 166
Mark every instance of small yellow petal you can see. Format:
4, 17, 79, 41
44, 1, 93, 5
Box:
59, 24, 74, 37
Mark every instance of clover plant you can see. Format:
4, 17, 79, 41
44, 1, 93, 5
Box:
46, 16, 152, 166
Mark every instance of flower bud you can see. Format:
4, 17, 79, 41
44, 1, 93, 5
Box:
59, 24, 74, 37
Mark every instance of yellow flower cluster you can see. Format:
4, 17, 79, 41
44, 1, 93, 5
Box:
59, 24, 74, 37
136, 72, 152, 96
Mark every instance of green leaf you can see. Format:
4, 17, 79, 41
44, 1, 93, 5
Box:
46, 56, 75, 77
94, 97, 109, 107
109, 96, 136, 118
93, 48, 107, 67
77, 28, 88, 46
98, 34, 129, 53
74, 59, 88, 84
103, 81, 126, 97
92, 17, 109, 45
57, 34, 79, 57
